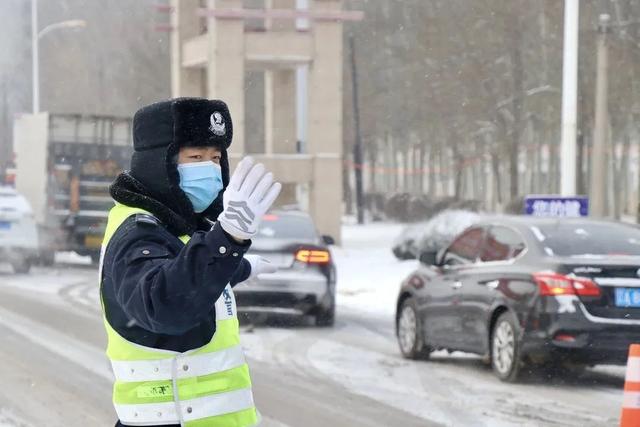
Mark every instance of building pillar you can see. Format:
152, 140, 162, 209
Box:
171, 0, 204, 97
265, 0, 299, 206
308, 0, 343, 243
264, 0, 297, 155
265, 70, 297, 155
207, 0, 246, 155
265, 67, 298, 206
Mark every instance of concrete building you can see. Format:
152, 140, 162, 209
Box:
170, 0, 359, 242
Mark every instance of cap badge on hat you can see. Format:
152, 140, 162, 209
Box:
210, 112, 226, 137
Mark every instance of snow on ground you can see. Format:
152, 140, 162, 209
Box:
54, 251, 92, 265
0, 267, 91, 295
307, 338, 621, 427
0, 408, 30, 427
333, 222, 417, 320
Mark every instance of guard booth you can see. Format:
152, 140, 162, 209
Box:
168, 0, 363, 244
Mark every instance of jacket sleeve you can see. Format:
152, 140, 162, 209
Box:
106, 221, 251, 335
230, 258, 251, 287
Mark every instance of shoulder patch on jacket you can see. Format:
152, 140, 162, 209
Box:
134, 213, 160, 227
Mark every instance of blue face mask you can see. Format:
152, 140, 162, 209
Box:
177, 161, 223, 213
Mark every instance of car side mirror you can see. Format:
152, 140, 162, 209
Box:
322, 235, 336, 245
419, 250, 438, 266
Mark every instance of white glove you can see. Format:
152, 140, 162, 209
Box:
218, 157, 282, 240
244, 254, 277, 280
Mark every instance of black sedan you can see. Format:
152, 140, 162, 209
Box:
234, 209, 337, 326
396, 216, 640, 381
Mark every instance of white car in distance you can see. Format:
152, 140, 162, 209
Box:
0, 186, 39, 273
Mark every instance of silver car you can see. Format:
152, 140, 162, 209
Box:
0, 187, 39, 273
233, 210, 337, 326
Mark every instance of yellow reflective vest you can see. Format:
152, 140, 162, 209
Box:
100, 203, 258, 427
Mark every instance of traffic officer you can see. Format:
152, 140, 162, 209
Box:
101, 98, 281, 427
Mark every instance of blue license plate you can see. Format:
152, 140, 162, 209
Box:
0, 221, 10, 230
615, 288, 640, 308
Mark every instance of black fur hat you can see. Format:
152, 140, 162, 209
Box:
133, 98, 233, 151
110, 98, 233, 235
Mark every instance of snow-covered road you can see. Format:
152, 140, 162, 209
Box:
0, 222, 626, 426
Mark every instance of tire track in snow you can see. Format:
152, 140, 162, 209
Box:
242, 313, 622, 427
0, 408, 30, 427
241, 320, 434, 427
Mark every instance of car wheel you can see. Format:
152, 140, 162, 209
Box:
397, 297, 430, 360
38, 251, 55, 267
11, 258, 31, 274
315, 300, 335, 327
90, 253, 101, 265
491, 311, 522, 382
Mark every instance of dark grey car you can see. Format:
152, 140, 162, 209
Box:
396, 216, 640, 381
233, 210, 337, 326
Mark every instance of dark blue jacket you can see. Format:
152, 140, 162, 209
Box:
101, 214, 251, 353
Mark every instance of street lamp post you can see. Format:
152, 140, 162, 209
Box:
31, 0, 86, 114
560, 0, 580, 196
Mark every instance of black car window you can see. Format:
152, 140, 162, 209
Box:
255, 213, 318, 240
480, 226, 526, 262
532, 222, 640, 257
442, 227, 485, 266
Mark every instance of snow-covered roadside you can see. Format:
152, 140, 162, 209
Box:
333, 222, 417, 321
306, 338, 620, 427
0, 268, 92, 295
0, 408, 30, 427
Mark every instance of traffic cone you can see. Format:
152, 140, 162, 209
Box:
621, 344, 640, 426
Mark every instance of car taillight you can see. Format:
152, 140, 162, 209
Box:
533, 273, 601, 297
295, 248, 331, 264
554, 333, 576, 342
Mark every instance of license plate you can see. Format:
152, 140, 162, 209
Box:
0, 221, 10, 230
615, 288, 640, 308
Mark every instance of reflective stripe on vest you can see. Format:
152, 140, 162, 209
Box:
100, 203, 258, 427
114, 389, 256, 426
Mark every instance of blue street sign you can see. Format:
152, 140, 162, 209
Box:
524, 195, 589, 217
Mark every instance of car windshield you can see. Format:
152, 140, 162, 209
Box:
532, 223, 640, 257
255, 213, 317, 241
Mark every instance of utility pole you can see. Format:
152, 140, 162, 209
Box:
31, 0, 39, 114
590, 14, 610, 217
349, 34, 365, 225
560, 0, 579, 196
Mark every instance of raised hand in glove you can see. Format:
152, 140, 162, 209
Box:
218, 156, 282, 241
244, 254, 277, 280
